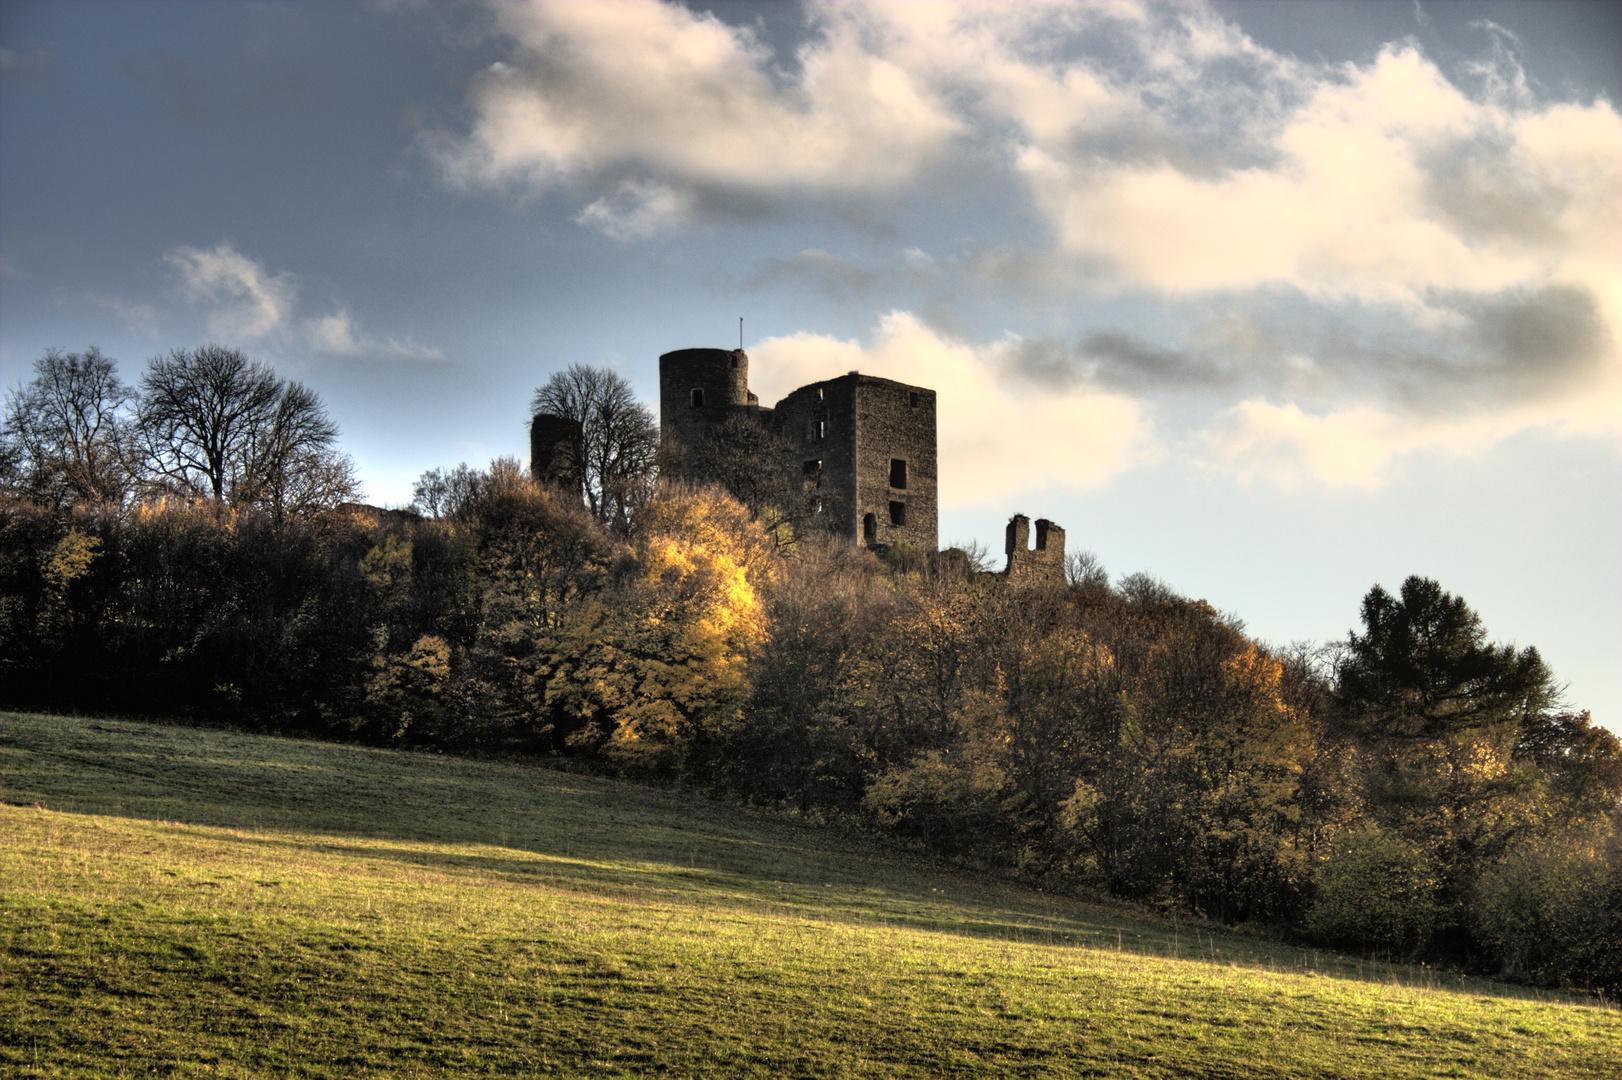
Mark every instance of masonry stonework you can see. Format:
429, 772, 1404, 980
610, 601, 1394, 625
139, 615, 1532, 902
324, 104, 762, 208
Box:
529, 413, 584, 497
658, 347, 758, 453
659, 349, 938, 552
1003, 514, 1065, 584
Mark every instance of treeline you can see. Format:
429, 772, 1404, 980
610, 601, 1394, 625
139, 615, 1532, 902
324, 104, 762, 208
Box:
1, 345, 359, 518
3, 351, 1619, 994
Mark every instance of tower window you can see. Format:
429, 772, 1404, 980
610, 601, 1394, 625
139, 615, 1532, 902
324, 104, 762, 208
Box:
889, 458, 907, 489
863, 513, 877, 543
690, 388, 705, 408
803, 459, 823, 490
815, 420, 827, 440
818, 387, 825, 401
889, 501, 907, 527
909, 392, 919, 408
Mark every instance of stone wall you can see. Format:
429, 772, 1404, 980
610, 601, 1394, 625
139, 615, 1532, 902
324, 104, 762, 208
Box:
658, 349, 938, 552
852, 375, 937, 553
1003, 514, 1065, 584
772, 375, 859, 537
530, 413, 583, 498
658, 347, 756, 454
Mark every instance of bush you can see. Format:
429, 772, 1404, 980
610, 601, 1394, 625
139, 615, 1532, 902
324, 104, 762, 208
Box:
1472, 830, 1622, 992
1307, 828, 1439, 957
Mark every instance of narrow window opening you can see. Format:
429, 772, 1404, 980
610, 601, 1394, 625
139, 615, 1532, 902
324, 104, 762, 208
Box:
909, 391, 919, 408
690, 388, 705, 408
812, 497, 823, 514
803, 459, 823, 490
889, 501, 907, 527
863, 513, 877, 543
889, 458, 907, 489
817, 387, 825, 401
815, 420, 827, 440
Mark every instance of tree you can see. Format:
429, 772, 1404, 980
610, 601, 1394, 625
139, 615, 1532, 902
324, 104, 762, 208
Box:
2, 347, 136, 506
411, 463, 482, 520
1335, 576, 1564, 946
135, 344, 358, 516
542, 483, 770, 778
686, 414, 795, 517
241, 382, 361, 522
530, 364, 658, 532
1337, 576, 1556, 743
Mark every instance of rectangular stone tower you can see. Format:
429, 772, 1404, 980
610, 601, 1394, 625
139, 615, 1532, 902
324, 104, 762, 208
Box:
772, 372, 937, 552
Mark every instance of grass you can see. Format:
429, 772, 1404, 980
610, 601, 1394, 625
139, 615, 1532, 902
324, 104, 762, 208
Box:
2, 711, 1617, 1078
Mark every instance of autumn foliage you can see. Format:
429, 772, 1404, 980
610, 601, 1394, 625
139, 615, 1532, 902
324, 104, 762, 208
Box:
1, 466, 1617, 993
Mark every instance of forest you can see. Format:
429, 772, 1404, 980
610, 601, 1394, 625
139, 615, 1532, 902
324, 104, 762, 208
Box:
4, 345, 1620, 994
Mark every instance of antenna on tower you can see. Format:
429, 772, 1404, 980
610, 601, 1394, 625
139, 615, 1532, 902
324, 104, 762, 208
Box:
739, 317, 743, 351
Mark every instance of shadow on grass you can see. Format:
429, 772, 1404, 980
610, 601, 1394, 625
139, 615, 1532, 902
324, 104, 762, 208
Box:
2, 711, 1599, 1007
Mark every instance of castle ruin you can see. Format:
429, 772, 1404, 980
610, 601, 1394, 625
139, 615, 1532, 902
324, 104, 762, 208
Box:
658, 347, 939, 552
531, 345, 1067, 575
1003, 514, 1066, 585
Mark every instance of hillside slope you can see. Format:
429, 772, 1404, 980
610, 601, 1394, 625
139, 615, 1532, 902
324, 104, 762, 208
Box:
2, 712, 1616, 1078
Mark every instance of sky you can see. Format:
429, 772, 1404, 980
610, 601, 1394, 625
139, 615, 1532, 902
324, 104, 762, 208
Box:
2, 0, 1618, 727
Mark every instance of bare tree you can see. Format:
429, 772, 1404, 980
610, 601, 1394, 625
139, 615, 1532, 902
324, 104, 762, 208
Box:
1065, 548, 1110, 591
136, 344, 358, 516
530, 363, 658, 531
411, 463, 481, 520
2, 347, 137, 506
687, 414, 796, 519
246, 382, 362, 522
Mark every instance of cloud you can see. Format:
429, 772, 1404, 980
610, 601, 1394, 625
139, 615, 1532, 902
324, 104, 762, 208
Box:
431, 0, 961, 209
432, 1, 1620, 485
1196, 396, 1582, 490
1001, 282, 1612, 407
1023, 45, 1621, 312
749, 312, 1150, 506
576, 180, 698, 240
436, 2, 1617, 311
0, 253, 32, 282
166, 244, 297, 340
166, 244, 443, 362
305, 310, 445, 364
0, 44, 58, 84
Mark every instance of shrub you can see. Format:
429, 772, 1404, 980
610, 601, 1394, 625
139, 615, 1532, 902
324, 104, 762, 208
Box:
1472, 830, 1622, 992
1307, 827, 1439, 957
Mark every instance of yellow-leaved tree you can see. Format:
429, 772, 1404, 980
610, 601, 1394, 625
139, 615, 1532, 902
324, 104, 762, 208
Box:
544, 483, 773, 779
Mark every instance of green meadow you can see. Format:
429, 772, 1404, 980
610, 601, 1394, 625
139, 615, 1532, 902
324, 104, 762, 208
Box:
2, 712, 1616, 1078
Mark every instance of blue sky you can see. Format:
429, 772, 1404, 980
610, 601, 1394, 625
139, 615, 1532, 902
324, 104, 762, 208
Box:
3, 0, 1618, 727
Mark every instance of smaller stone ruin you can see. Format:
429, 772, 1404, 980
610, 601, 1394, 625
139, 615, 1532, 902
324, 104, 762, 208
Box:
1003, 514, 1065, 585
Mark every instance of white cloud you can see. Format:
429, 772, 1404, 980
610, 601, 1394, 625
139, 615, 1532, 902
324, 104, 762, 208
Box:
1023, 45, 1621, 313
433, 0, 960, 203
436, 1, 1621, 486
166, 243, 296, 340
305, 309, 445, 364
87, 295, 161, 338
164, 244, 442, 362
750, 311, 1150, 506
1199, 373, 1622, 489
576, 180, 696, 240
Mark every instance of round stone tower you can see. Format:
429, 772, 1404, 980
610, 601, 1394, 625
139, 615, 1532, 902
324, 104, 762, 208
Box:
659, 347, 753, 452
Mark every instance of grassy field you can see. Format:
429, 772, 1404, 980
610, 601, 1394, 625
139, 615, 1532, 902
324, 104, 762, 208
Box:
2, 712, 1616, 1078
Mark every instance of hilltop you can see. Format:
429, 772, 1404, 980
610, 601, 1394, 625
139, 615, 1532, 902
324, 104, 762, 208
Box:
3, 712, 1616, 1078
